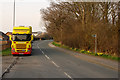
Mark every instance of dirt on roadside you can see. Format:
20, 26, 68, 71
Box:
2, 56, 15, 73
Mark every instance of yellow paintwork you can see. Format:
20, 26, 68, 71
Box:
11, 41, 31, 52
13, 26, 32, 34
11, 26, 33, 52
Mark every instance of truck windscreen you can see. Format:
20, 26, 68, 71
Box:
13, 34, 31, 41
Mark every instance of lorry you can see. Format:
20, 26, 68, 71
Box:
9, 26, 33, 56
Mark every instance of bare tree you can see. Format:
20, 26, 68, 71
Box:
40, 1, 119, 56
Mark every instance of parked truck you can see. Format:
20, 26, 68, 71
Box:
9, 26, 33, 55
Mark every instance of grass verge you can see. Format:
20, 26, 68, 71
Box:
1, 48, 12, 56
52, 42, 120, 61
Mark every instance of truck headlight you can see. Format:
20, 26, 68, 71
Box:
12, 48, 15, 52
27, 50, 30, 52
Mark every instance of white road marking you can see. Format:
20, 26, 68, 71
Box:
37, 45, 45, 54
37, 41, 73, 79
45, 55, 50, 60
64, 72, 72, 79
42, 51, 44, 54
37, 45, 40, 48
51, 61, 60, 68
39, 48, 41, 51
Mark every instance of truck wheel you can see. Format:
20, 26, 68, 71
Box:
13, 54, 16, 56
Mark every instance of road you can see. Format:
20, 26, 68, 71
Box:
3, 40, 118, 79
0, 56, 2, 78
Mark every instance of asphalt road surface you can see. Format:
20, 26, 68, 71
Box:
3, 40, 118, 79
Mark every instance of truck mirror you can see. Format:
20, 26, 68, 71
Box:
9, 35, 12, 41
31, 35, 33, 41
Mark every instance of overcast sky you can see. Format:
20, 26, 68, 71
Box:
0, 0, 51, 33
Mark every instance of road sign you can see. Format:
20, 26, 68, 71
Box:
92, 34, 96, 37
92, 34, 97, 54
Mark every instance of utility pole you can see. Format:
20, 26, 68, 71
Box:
13, 0, 15, 27
118, 1, 120, 27
118, 1, 120, 55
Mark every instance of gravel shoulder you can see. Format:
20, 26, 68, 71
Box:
2, 56, 16, 73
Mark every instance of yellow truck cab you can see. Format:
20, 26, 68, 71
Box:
9, 26, 33, 55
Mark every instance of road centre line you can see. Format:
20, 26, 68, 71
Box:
51, 60, 73, 79
51, 61, 60, 68
64, 72, 72, 79
37, 41, 73, 79
37, 43, 50, 59
37, 43, 60, 68
37, 44, 43, 53
45, 55, 50, 60
42, 51, 44, 54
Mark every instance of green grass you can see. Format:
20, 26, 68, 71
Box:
1, 48, 12, 56
101, 54, 120, 60
52, 42, 61, 47
52, 42, 120, 61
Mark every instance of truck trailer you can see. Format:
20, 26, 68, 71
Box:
9, 26, 33, 56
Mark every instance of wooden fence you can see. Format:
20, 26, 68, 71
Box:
0, 41, 11, 51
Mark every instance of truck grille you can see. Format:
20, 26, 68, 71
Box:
16, 44, 26, 49
17, 50, 26, 53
